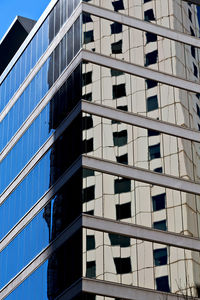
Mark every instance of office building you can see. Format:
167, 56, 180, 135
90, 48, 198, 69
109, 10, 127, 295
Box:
0, 0, 200, 299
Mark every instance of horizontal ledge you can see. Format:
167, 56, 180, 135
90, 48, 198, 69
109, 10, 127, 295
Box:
82, 155, 200, 195
82, 2, 200, 49
82, 214, 200, 252
82, 50, 200, 94
0, 216, 82, 299
81, 101, 200, 142
82, 278, 187, 300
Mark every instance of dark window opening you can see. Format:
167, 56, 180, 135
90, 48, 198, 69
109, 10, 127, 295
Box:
198, 124, 200, 131
144, 9, 155, 21
191, 45, 196, 58
109, 233, 130, 247
144, 0, 151, 2
85, 210, 94, 215
152, 193, 166, 211
111, 40, 123, 54
146, 32, 157, 43
83, 169, 95, 178
148, 129, 160, 136
153, 248, 168, 266
145, 50, 158, 66
82, 116, 93, 130
82, 185, 95, 203
149, 143, 161, 160
84, 30, 94, 44
197, 104, 200, 118
111, 22, 123, 34
116, 202, 131, 220
82, 138, 93, 153
86, 261, 96, 278
113, 130, 127, 146
156, 276, 170, 292
86, 235, 95, 251
115, 178, 131, 194
83, 72, 92, 86
111, 69, 124, 76
82, 93, 92, 101
113, 83, 126, 98
146, 79, 158, 89
83, 13, 93, 24
153, 220, 167, 231
114, 257, 132, 274
190, 26, 195, 36
112, 0, 125, 12
193, 63, 198, 77
154, 167, 163, 173
188, 9, 192, 22
116, 153, 128, 165
146, 95, 158, 112
117, 105, 128, 111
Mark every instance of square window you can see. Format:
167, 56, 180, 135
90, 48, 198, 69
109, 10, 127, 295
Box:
82, 92, 92, 101
146, 79, 158, 89
113, 84, 126, 98
116, 153, 128, 165
117, 105, 128, 111
86, 261, 96, 278
154, 167, 163, 173
115, 178, 131, 194
87, 235, 95, 251
109, 233, 130, 247
145, 50, 158, 66
82, 185, 95, 203
153, 220, 167, 231
156, 276, 170, 292
114, 257, 132, 274
111, 22, 123, 34
144, 9, 155, 21
83, 13, 93, 24
82, 138, 93, 153
111, 40, 123, 54
148, 129, 160, 136
149, 143, 160, 160
144, 0, 151, 2
112, 0, 125, 11
111, 69, 124, 76
84, 30, 94, 44
83, 169, 95, 178
116, 202, 131, 220
152, 193, 166, 211
82, 116, 93, 130
153, 248, 167, 266
146, 32, 157, 43
83, 72, 92, 86
113, 130, 127, 146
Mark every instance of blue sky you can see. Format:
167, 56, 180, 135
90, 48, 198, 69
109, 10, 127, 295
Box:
0, 0, 50, 40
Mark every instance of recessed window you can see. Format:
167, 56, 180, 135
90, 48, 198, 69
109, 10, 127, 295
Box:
113, 83, 126, 98
87, 235, 95, 251
83, 72, 92, 86
197, 104, 200, 118
111, 69, 124, 76
111, 22, 123, 34
156, 276, 170, 292
146, 32, 157, 43
112, 0, 125, 11
115, 178, 131, 194
116, 202, 131, 220
83, 169, 95, 178
144, 0, 151, 2
86, 210, 94, 215
153, 220, 167, 231
83, 185, 95, 203
109, 233, 130, 247
146, 79, 158, 89
148, 129, 160, 136
188, 9, 192, 22
116, 153, 128, 165
190, 26, 195, 36
198, 124, 200, 131
82, 116, 93, 130
144, 9, 155, 21
149, 143, 160, 160
193, 63, 198, 77
114, 257, 132, 274
146, 95, 158, 112
154, 167, 163, 173
84, 30, 94, 44
86, 261, 96, 278
191, 45, 196, 58
83, 138, 93, 153
152, 193, 166, 211
145, 50, 158, 66
83, 13, 93, 24
117, 105, 128, 111
82, 92, 92, 101
111, 40, 123, 54
113, 130, 127, 146
153, 248, 168, 266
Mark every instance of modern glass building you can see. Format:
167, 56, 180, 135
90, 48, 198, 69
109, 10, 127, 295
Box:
1, 0, 200, 299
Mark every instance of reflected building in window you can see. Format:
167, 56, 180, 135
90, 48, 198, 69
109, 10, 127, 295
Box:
1, 0, 200, 299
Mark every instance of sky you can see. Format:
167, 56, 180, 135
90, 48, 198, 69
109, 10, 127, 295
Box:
0, 0, 50, 41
